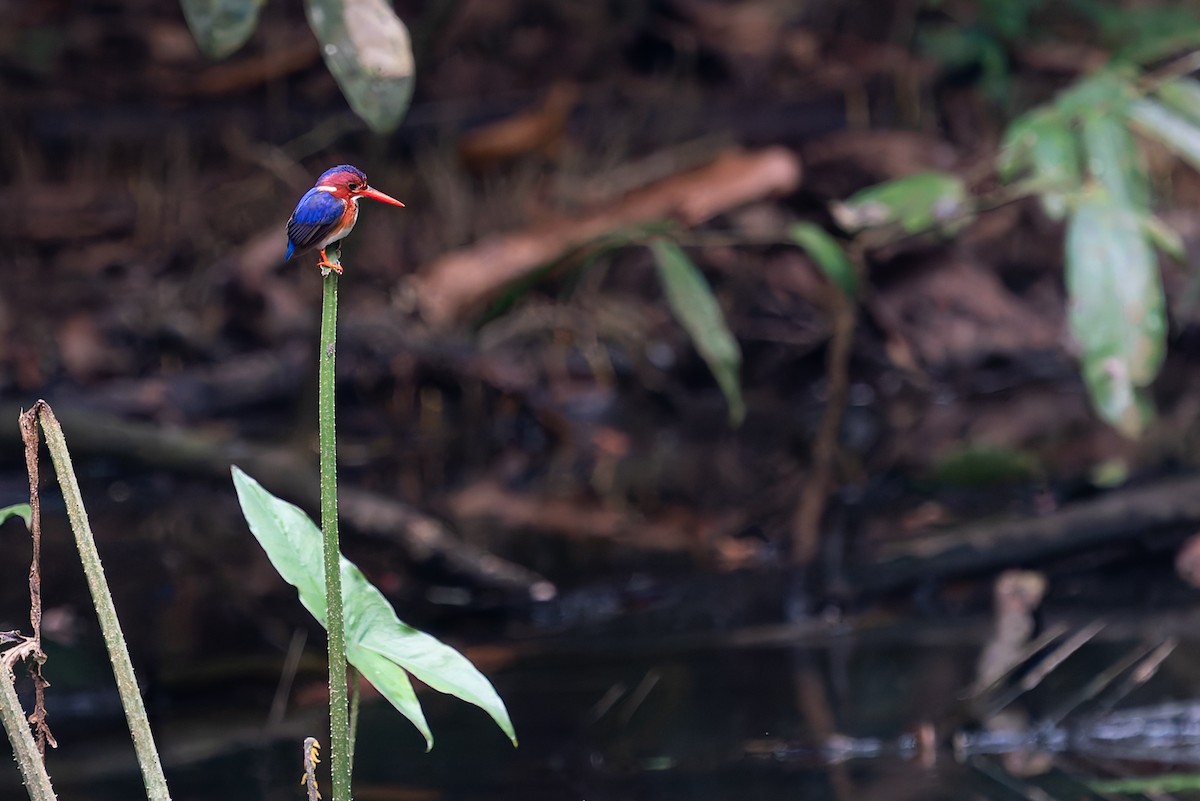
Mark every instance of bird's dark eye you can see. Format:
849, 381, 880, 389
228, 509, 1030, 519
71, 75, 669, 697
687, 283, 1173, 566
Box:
347, 182, 361, 191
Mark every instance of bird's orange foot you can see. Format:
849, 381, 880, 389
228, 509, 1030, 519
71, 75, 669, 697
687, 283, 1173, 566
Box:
316, 248, 343, 275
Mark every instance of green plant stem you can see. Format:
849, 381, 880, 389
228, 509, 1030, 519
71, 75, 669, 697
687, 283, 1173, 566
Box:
0, 665, 56, 801
348, 664, 360, 773
319, 271, 352, 801
34, 402, 171, 801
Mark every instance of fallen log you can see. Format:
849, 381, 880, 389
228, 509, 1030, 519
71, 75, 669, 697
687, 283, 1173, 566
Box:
1, 403, 551, 599
848, 474, 1200, 594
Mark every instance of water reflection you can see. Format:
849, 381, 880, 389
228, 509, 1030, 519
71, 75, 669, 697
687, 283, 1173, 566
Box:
9, 584, 1200, 800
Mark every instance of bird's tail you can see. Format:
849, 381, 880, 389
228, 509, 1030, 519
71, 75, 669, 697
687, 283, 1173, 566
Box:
285, 240, 295, 261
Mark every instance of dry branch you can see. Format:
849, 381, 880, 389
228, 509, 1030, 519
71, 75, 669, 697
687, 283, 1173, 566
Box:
412, 146, 803, 327
0, 404, 550, 598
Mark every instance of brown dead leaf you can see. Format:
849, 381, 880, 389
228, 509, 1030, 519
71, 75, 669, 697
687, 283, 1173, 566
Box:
412, 146, 802, 327
448, 480, 629, 539
869, 256, 1060, 370
56, 312, 125, 383
458, 82, 580, 172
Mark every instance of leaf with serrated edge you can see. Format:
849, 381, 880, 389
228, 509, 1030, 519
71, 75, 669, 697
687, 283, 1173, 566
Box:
649, 239, 745, 425
232, 467, 516, 748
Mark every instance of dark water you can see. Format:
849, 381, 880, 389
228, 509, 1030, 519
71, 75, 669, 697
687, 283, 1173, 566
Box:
3, 480, 1198, 801
12, 609, 1195, 801
2, 619, 955, 800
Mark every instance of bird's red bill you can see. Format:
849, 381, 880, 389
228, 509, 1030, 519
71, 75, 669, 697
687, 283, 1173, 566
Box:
359, 186, 405, 207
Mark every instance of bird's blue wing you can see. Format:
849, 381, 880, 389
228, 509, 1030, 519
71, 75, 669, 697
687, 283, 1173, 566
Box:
286, 189, 346, 257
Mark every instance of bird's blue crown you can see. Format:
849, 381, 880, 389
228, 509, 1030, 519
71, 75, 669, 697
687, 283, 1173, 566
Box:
316, 164, 367, 185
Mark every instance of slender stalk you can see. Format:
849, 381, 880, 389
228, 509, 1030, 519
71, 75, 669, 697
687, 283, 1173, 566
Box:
0, 665, 56, 801
34, 402, 171, 801
318, 269, 352, 801
347, 665, 360, 773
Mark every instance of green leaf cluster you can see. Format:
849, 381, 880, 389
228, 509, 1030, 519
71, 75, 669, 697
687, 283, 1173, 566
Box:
919, 3, 1200, 103
997, 68, 1200, 436
232, 467, 516, 750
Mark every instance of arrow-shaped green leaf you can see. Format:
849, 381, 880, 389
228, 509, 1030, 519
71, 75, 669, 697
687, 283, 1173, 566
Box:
232, 467, 516, 749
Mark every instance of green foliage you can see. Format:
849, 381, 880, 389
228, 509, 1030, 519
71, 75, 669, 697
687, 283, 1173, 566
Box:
787, 222, 857, 299
920, 3, 1200, 104
831, 172, 970, 235
1090, 771, 1200, 794
649, 239, 745, 426
928, 444, 1040, 488
177, 0, 414, 132
919, 25, 1011, 102
1131, 96, 1200, 173
1156, 77, 1200, 124
998, 108, 1081, 218
991, 65, 1200, 435
1065, 191, 1165, 436
0, 504, 32, 528
824, 59, 1200, 438
1080, 102, 1148, 211
1082, 2, 1200, 64
232, 467, 516, 750
304, 0, 415, 133
180, 0, 264, 58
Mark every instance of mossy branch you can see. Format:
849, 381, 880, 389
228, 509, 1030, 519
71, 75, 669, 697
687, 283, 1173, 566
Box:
22, 401, 171, 801
0, 661, 56, 801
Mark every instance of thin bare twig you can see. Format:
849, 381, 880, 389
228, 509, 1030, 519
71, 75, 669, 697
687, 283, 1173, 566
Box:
18, 409, 53, 753
791, 256, 859, 566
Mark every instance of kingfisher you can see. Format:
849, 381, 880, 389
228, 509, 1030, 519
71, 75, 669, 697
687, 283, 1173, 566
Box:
285, 165, 405, 274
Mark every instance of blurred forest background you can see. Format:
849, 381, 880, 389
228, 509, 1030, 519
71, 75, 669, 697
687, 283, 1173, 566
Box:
11, 0, 1200, 798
